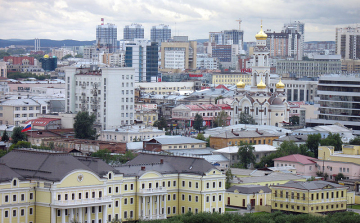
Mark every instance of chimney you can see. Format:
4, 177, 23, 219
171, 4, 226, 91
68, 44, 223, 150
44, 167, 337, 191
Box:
160, 159, 164, 164
141, 166, 145, 171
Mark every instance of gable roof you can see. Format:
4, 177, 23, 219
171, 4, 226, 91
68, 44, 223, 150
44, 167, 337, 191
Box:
273, 154, 318, 165
123, 153, 216, 175
0, 163, 25, 183
227, 185, 271, 194
272, 180, 345, 190
147, 136, 206, 145
0, 149, 118, 182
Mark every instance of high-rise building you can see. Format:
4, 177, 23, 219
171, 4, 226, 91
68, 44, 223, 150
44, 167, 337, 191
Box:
65, 66, 135, 130
283, 21, 305, 59
123, 23, 144, 41
150, 24, 171, 44
335, 25, 360, 59
209, 29, 244, 46
96, 18, 118, 53
308, 75, 360, 134
39, 55, 57, 71
160, 40, 197, 71
266, 30, 302, 60
124, 39, 159, 82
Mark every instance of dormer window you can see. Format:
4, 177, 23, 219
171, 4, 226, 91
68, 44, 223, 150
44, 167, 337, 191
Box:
109, 173, 112, 180
13, 180, 17, 187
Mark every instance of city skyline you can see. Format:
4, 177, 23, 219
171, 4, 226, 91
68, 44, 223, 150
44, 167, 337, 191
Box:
0, 0, 359, 42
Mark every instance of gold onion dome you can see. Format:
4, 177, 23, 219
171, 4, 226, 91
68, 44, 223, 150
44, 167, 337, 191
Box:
255, 24, 267, 40
236, 80, 245, 88
257, 78, 266, 89
276, 78, 285, 89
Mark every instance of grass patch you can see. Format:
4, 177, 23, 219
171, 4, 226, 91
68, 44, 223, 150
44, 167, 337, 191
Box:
348, 204, 360, 210
225, 208, 238, 212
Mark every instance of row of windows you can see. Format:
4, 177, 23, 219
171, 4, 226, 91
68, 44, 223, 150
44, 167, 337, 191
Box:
140, 180, 222, 189
14, 113, 35, 118
228, 139, 272, 146
3, 193, 34, 203
3, 208, 33, 218
274, 190, 345, 200
57, 206, 103, 216
14, 106, 39, 111
57, 191, 103, 201
168, 144, 202, 149
274, 203, 344, 211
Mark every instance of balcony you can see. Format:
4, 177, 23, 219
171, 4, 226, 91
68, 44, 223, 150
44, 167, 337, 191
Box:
139, 187, 167, 195
52, 197, 112, 207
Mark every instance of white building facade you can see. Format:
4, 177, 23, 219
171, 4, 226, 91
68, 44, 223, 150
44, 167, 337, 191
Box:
65, 66, 135, 130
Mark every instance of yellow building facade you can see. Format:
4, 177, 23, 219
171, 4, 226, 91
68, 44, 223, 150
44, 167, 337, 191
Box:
0, 149, 225, 222
271, 181, 347, 214
212, 73, 252, 86
226, 185, 271, 208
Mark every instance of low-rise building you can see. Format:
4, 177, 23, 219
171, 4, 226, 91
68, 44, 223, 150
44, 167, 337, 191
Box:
273, 154, 318, 176
209, 129, 279, 149
270, 180, 347, 214
212, 72, 251, 86
0, 99, 41, 126
213, 144, 277, 166
100, 126, 165, 143
23, 117, 61, 130
272, 135, 308, 147
143, 136, 206, 152
226, 185, 271, 209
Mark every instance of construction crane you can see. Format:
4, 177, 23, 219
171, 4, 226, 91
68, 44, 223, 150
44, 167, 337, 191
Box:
236, 18, 242, 30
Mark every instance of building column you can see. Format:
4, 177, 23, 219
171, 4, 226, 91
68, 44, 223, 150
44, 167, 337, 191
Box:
79, 207, 83, 223
51, 207, 56, 223
70, 208, 75, 222
157, 195, 160, 219
61, 209, 66, 223
95, 206, 99, 223
142, 196, 145, 219
210, 193, 212, 212
138, 197, 141, 219
164, 195, 167, 218
87, 207, 91, 223
103, 205, 107, 223
149, 195, 153, 219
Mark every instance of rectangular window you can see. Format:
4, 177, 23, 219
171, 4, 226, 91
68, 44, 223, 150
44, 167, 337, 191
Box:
124, 184, 128, 191
173, 181, 176, 187
29, 208, 33, 215
130, 198, 133, 204
182, 194, 185, 201
173, 207, 176, 214
130, 211, 133, 218
124, 198, 128, 205
168, 207, 171, 215
219, 181, 222, 188
30, 193, 34, 200
130, 184, 134, 190
21, 209, 25, 216
13, 194, 16, 202
189, 182, 192, 188
195, 196, 199, 202
168, 181, 171, 187
116, 187, 119, 193
173, 194, 176, 200
189, 195, 192, 201
196, 182, 199, 188
124, 211, 127, 219
206, 196, 209, 202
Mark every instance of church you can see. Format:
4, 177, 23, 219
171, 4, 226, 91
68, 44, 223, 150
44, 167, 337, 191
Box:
229, 23, 289, 127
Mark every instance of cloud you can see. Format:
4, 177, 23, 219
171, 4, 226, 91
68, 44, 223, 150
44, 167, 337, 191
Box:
0, 0, 358, 41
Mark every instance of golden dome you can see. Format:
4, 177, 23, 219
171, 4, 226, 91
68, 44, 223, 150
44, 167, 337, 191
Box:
257, 78, 266, 89
236, 80, 245, 89
44, 54, 49, 59
255, 24, 267, 40
276, 78, 285, 89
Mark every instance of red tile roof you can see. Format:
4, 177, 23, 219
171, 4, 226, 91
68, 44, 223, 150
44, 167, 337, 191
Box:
273, 154, 318, 165
25, 118, 61, 127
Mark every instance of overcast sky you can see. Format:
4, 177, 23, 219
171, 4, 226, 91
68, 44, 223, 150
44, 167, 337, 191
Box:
0, 0, 359, 42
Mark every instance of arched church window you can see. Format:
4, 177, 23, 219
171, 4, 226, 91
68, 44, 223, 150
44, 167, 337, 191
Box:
256, 108, 258, 115
264, 108, 267, 115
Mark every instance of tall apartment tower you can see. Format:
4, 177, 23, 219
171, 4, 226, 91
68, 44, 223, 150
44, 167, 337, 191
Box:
336, 25, 360, 59
65, 66, 135, 130
124, 39, 159, 82
150, 24, 171, 44
96, 18, 118, 53
283, 21, 305, 59
209, 30, 244, 46
123, 23, 144, 41
266, 30, 302, 60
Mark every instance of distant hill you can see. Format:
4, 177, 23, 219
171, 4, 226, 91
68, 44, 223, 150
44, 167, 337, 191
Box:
0, 39, 96, 48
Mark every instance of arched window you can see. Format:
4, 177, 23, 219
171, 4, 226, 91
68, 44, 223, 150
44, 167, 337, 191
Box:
13, 180, 17, 187
108, 173, 112, 180
264, 107, 267, 115
256, 108, 259, 115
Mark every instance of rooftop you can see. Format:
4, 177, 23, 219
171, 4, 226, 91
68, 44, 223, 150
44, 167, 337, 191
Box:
272, 180, 345, 190
146, 136, 206, 145
214, 144, 277, 154
273, 154, 318, 165
227, 185, 271, 194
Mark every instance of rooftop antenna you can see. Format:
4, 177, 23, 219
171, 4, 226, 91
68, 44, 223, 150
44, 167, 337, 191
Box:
101, 18, 104, 25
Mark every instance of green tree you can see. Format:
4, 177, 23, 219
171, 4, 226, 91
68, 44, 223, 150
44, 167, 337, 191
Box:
9, 141, 31, 150
91, 149, 112, 164
0, 150, 7, 158
237, 142, 256, 169
225, 169, 233, 189
196, 133, 206, 141
7, 48, 26, 55
214, 95, 223, 104
213, 110, 228, 127
0, 50, 10, 59
193, 114, 204, 132
11, 127, 27, 144
320, 133, 342, 151
153, 117, 167, 130
335, 173, 345, 182
113, 151, 137, 164
306, 133, 321, 158
1, 130, 9, 141
73, 111, 97, 140
62, 54, 73, 60
349, 136, 360, 145
75, 54, 83, 58
289, 116, 300, 125
29, 54, 45, 60
238, 112, 255, 124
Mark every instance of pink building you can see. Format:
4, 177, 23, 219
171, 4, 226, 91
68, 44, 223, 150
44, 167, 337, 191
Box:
273, 154, 318, 176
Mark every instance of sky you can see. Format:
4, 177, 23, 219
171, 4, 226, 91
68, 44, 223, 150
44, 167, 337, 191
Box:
0, 0, 359, 42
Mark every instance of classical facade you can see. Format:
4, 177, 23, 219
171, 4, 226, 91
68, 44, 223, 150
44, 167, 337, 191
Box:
0, 149, 225, 223
231, 24, 289, 127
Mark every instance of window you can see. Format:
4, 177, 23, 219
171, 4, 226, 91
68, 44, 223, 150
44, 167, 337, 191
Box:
182, 181, 185, 187
130, 184, 134, 190
173, 194, 176, 200
189, 182, 192, 188
130, 210, 133, 218
182, 194, 185, 201
79, 193, 82, 199
21, 194, 25, 201
124, 211, 127, 219
213, 195, 216, 202
195, 196, 199, 202
116, 187, 119, 193
213, 182, 216, 188
130, 198, 133, 204
219, 195, 222, 201
108, 187, 112, 194
21, 209, 25, 216
124, 184, 128, 191
4, 210, 8, 218
173, 207, 176, 214
115, 201, 119, 207
13, 180, 17, 186
30, 193, 34, 200
219, 181, 222, 188
168, 181, 171, 187
206, 196, 209, 202
124, 198, 128, 205
173, 181, 176, 187
181, 207, 185, 214
13, 209, 16, 217
206, 183, 209, 188
196, 182, 199, 188
13, 194, 17, 202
